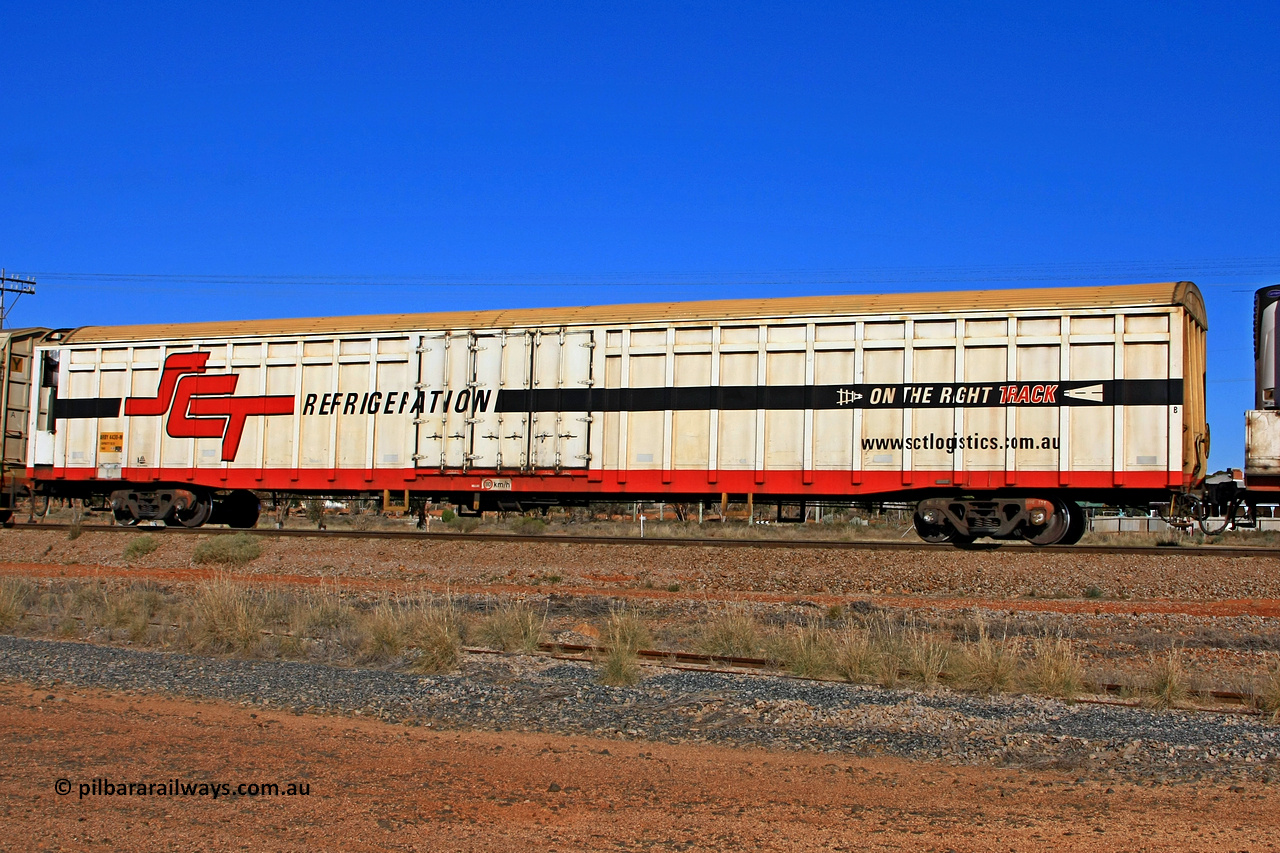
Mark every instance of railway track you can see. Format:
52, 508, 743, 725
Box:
8, 520, 1280, 559
14, 604, 1264, 715
538, 642, 1263, 713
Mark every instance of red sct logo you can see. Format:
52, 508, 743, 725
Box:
123, 352, 294, 461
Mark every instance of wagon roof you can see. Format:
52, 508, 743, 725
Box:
57, 281, 1205, 344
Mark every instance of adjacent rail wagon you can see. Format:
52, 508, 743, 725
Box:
1, 281, 1209, 544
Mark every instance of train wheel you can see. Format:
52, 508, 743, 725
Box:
172, 494, 213, 528
1023, 499, 1073, 546
0, 509, 12, 528
1061, 500, 1087, 545
1198, 497, 1236, 536
217, 490, 261, 529
913, 511, 955, 544
112, 507, 140, 526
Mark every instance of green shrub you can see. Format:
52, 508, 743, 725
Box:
446, 516, 480, 533
192, 533, 261, 566
123, 535, 159, 562
303, 500, 326, 525
511, 516, 547, 535
440, 508, 456, 523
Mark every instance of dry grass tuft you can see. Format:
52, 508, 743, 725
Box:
1144, 647, 1190, 709
1255, 660, 1280, 722
953, 620, 1018, 694
775, 618, 834, 678
864, 616, 908, 688
902, 628, 949, 687
1022, 635, 1084, 699
406, 600, 463, 674
359, 600, 413, 663
292, 588, 355, 635
699, 608, 761, 658
831, 626, 881, 683
102, 584, 168, 643
604, 609, 652, 654
0, 578, 33, 630
598, 644, 641, 686
185, 577, 266, 655
475, 601, 545, 653
597, 609, 650, 686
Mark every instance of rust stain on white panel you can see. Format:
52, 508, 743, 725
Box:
860, 349, 903, 468
1015, 345, 1059, 470
673, 353, 711, 469
764, 351, 804, 469
963, 345, 1005, 470
1247, 410, 1280, 475
717, 352, 756, 470
813, 349, 855, 469
911, 347, 956, 471
626, 354, 664, 470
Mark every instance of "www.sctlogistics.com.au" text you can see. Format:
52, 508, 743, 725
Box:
56, 778, 311, 799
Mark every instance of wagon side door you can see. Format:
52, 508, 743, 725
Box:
413, 331, 471, 469
527, 328, 594, 470
465, 331, 513, 470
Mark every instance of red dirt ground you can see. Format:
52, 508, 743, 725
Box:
2, 682, 1276, 852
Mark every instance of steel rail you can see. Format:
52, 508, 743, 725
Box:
518, 642, 1260, 714
8, 521, 1280, 559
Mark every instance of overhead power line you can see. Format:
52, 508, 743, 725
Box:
13, 257, 1278, 292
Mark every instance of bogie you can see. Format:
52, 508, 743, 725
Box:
915, 496, 1082, 547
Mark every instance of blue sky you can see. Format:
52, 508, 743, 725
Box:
2, 1, 1276, 471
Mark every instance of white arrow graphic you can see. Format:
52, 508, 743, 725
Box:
1063, 383, 1104, 403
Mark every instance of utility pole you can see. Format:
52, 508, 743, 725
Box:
0, 269, 37, 328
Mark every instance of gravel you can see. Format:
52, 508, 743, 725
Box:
3, 635, 1276, 784
5, 527, 1280, 601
